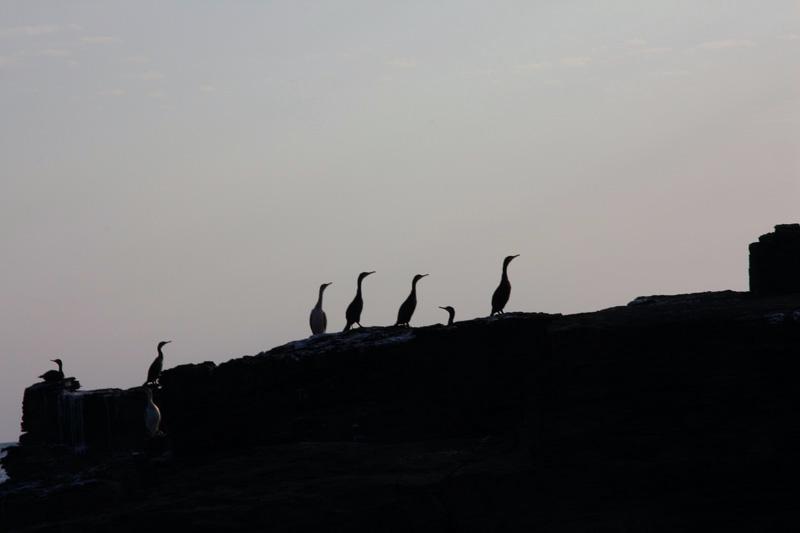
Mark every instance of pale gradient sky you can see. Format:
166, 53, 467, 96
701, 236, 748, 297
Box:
1, 1, 798, 441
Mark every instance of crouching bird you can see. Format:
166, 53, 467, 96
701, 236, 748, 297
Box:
39, 358, 64, 382
439, 306, 455, 326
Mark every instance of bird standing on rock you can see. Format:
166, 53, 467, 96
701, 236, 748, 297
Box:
143, 385, 162, 437
491, 255, 519, 316
39, 358, 64, 382
310, 282, 332, 335
344, 271, 375, 331
439, 306, 455, 326
395, 274, 428, 327
145, 341, 171, 386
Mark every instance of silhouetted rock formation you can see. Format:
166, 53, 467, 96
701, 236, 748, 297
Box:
3, 290, 800, 531
17, 378, 80, 446
4, 380, 156, 481
749, 223, 800, 294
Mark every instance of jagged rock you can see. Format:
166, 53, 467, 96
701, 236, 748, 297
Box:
4, 381, 153, 482
3, 291, 800, 531
17, 378, 79, 446
749, 223, 800, 294
156, 316, 554, 453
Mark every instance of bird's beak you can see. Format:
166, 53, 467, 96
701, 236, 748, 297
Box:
422, 273, 429, 277
438, 306, 446, 310
50, 359, 57, 363
165, 340, 172, 344
326, 282, 333, 286
367, 271, 376, 275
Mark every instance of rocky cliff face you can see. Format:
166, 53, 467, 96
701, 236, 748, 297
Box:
749, 223, 800, 294
2, 290, 800, 531
158, 314, 554, 453
3, 381, 154, 481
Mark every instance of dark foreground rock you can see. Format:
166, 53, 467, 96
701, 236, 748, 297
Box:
3, 290, 800, 531
750, 223, 800, 294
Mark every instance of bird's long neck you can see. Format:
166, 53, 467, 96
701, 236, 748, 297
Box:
410, 279, 420, 298
355, 278, 364, 298
56, 360, 63, 372
316, 286, 326, 307
157, 346, 165, 359
501, 262, 510, 283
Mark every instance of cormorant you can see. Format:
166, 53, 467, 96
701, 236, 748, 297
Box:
309, 282, 332, 335
39, 359, 64, 382
143, 386, 162, 437
491, 254, 519, 316
344, 271, 375, 331
395, 274, 428, 327
439, 306, 455, 326
144, 341, 171, 386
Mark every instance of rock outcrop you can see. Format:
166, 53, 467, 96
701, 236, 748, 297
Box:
2, 290, 800, 531
749, 223, 800, 294
3, 380, 155, 482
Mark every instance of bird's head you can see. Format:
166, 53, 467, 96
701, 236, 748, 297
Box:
320, 282, 332, 291
413, 273, 429, 284
358, 271, 376, 282
504, 254, 520, 266
158, 341, 172, 351
50, 358, 63, 366
439, 306, 454, 313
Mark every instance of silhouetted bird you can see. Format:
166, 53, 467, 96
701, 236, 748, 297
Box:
395, 274, 428, 327
344, 271, 375, 331
39, 358, 64, 382
143, 386, 162, 437
310, 282, 332, 335
145, 341, 171, 386
439, 306, 455, 326
491, 254, 519, 316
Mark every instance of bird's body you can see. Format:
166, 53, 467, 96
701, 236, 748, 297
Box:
310, 282, 332, 335
145, 341, 171, 386
491, 255, 519, 316
439, 306, 455, 326
39, 359, 64, 382
395, 274, 428, 327
344, 271, 375, 331
143, 386, 162, 437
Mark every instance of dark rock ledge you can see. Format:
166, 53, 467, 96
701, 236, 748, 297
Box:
3, 290, 800, 531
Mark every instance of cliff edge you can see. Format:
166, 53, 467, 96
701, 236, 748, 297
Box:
3, 288, 800, 531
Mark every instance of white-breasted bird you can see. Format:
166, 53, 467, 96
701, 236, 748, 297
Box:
309, 282, 332, 335
143, 386, 162, 437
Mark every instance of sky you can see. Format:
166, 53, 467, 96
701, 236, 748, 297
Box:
0, 1, 798, 441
